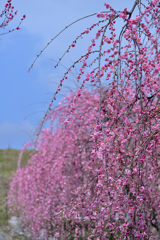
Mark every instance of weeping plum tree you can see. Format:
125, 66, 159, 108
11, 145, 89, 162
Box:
0, 0, 25, 35
8, 0, 160, 239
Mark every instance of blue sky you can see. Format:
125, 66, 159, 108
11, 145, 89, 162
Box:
0, 0, 133, 149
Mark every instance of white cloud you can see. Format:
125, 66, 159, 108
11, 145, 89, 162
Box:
0, 121, 35, 149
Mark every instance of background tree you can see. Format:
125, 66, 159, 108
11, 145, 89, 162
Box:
8, 0, 160, 239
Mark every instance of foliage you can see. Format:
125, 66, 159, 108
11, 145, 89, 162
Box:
8, 0, 160, 239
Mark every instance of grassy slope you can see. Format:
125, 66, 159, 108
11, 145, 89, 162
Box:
0, 149, 31, 226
